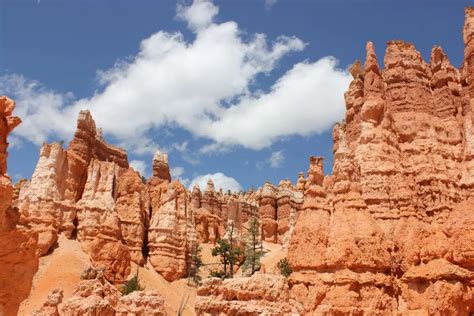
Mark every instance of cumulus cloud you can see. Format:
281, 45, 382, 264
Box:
130, 160, 148, 176
189, 172, 243, 192
0, 0, 351, 155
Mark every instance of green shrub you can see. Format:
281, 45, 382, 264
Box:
277, 258, 292, 278
121, 271, 144, 295
209, 270, 227, 279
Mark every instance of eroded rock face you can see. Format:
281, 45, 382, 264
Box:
195, 274, 302, 316
0, 96, 39, 316
147, 179, 190, 281
257, 181, 302, 245
60, 272, 166, 316
196, 8, 474, 315
19, 111, 134, 283
287, 8, 474, 314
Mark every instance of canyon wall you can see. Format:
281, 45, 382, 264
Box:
17, 109, 292, 287
0, 96, 38, 316
288, 7, 474, 314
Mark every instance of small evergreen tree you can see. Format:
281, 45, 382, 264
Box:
211, 223, 240, 278
277, 258, 292, 278
242, 217, 264, 275
187, 243, 203, 286
121, 270, 144, 295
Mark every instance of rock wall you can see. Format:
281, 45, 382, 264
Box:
287, 7, 474, 314
0, 96, 39, 315
195, 274, 302, 315
257, 181, 302, 246
58, 270, 166, 316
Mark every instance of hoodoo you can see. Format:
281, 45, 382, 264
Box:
196, 7, 474, 315
4, 5, 474, 316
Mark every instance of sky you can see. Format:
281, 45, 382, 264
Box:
0, 0, 471, 192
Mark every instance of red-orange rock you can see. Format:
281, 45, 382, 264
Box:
286, 9, 474, 314
147, 179, 190, 281
195, 274, 302, 315
0, 96, 39, 316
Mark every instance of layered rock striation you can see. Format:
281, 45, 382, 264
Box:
287, 7, 474, 314
0, 96, 39, 316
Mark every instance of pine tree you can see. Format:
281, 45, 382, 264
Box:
211, 223, 241, 278
242, 216, 264, 275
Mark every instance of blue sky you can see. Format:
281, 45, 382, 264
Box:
0, 0, 471, 191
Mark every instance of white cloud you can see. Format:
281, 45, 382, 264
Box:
130, 160, 147, 176
257, 149, 285, 169
265, 0, 277, 9
189, 172, 242, 192
176, 0, 219, 32
269, 150, 284, 168
0, 0, 350, 155
170, 166, 185, 178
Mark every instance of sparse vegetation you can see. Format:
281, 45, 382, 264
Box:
209, 270, 227, 279
277, 257, 292, 278
211, 223, 241, 278
242, 216, 264, 275
121, 271, 144, 295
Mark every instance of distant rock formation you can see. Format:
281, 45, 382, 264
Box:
0, 96, 38, 315
256, 181, 302, 246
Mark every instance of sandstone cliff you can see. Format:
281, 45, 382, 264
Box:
0, 96, 39, 316
288, 7, 474, 314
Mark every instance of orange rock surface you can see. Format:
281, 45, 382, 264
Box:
195, 274, 302, 315
287, 7, 474, 314
0, 96, 39, 316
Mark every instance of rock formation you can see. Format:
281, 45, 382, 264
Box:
0, 96, 39, 316
18, 111, 133, 283
195, 274, 302, 315
257, 181, 302, 246
33, 289, 63, 316
196, 7, 474, 315
60, 269, 166, 315
287, 7, 474, 314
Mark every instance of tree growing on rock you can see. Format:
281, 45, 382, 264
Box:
277, 258, 292, 278
121, 270, 144, 295
211, 222, 241, 278
242, 216, 264, 275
